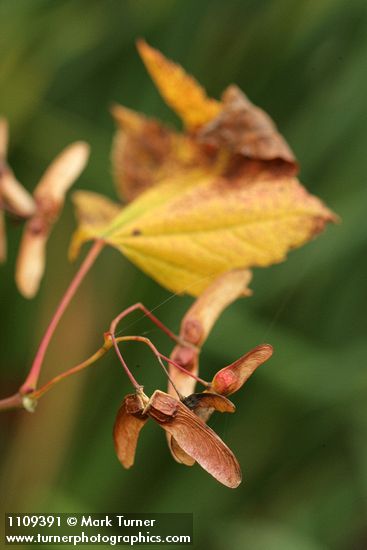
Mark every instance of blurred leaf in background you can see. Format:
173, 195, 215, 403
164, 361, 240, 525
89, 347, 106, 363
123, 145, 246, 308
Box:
1, 1, 367, 549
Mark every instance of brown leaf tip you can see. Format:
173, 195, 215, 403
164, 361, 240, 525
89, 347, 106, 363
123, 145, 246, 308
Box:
198, 84, 298, 174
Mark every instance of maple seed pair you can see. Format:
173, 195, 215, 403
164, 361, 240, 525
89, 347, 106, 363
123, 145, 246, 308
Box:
113, 389, 241, 489
0, 116, 89, 296
113, 343, 274, 488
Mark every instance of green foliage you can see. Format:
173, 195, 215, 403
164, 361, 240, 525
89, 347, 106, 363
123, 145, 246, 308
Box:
1, 1, 366, 548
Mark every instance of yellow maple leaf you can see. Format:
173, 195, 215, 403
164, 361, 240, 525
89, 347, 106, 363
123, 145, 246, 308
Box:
70, 41, 337, 297
71, 170, 335, 296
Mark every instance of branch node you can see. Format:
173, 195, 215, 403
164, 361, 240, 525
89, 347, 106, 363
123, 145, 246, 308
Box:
22, 395, 37, 413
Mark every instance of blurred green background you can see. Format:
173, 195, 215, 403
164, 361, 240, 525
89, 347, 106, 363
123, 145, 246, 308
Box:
1, 1, 367, 549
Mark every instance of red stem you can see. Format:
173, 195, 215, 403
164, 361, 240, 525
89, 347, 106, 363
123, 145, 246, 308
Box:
0, 393, 23, 412
30, 342, 111, 401
109, 302, 181, 344
28, 333, 206, 404
121, 335, 208, 387
20, 239, 104, 394
110, 333, 142, 390
109, 303, 191, 391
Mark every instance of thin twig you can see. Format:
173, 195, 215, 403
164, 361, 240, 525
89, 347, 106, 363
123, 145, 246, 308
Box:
20, 239, 104, 394
117, 335, 209, 387
110, 302, 183, 344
